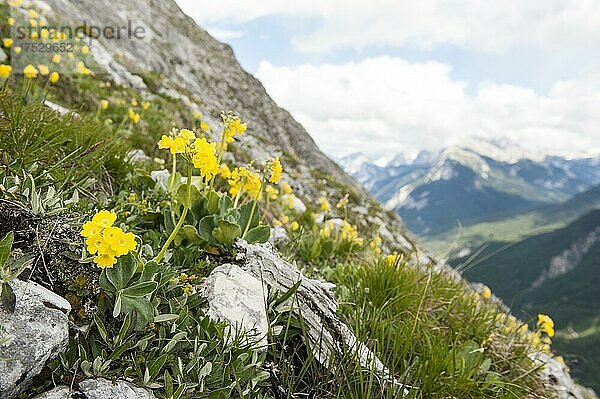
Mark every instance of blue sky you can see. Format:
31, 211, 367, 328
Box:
176, 1, 600, 160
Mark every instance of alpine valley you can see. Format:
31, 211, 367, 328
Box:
337, 137, 600, 391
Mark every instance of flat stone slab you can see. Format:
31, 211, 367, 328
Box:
0, 279, 71, 399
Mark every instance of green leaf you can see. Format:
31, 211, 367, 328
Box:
166, 171, 182, 193
177, 225, 203, 245
93, 314, 110, 345
206, 189, 220, 214
163, 209, 175, 233
149, 354, 168, 380
5, 254, 34, 281
122, 281, 158, 298
0, 283, 16, 312
244, 225, 270, 244
0, 232, 14, 269
198, 215, 217, 241
154, 313, 180, 323
238, 201, 259, 231
106, 254, 137, 291
218, 195, 233, 217
162, 331, 187, 353
176, 183, 201, 209
212, 219, 242, 246
115, 313, 132, 346
121, 296, 155, 330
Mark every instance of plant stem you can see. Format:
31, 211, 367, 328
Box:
154, 165, 192, 263
242, 176, 265, 239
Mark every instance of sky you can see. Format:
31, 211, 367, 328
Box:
175, 0, 600, 161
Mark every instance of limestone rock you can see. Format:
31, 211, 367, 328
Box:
532, 352, 597, 399
201, 264, 268, 347
32, 386, 72, 399
0, 280, 71, 399
79, 378, 156, 399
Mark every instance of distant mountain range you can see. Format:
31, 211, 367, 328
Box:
337, 138, 600, 237
450, 209, 600, 391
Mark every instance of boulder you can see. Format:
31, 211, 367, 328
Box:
33, 379, 156, 398
201, 264, 268, 347
0, 280, 71, 398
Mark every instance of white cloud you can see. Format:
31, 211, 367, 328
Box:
177, 0, 600, 55
255, 57, 600, 158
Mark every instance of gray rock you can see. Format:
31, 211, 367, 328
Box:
201, 264, 268, 347
0, 280, 71, 399
269, 226, 288, 245
32, 386, 72, 399
126, 149, 150, 164
531, 352, 596, 399
79, 378, 156, 399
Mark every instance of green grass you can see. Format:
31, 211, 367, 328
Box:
322, 258, 548, 398
0, 85, 128, 194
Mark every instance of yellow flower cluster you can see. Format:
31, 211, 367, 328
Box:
537, 314, 555, 337
386, 253, 401, 266
319, 220, 334, 239
340, 221, 363, 245
336, 194, 349, 209
158, 129, 219, 182
369, 234, 382, 254
268, 156, 283, 184
265, 185, 278, 200
192, 138, 219, 180
228, 167, 261, 198
81, 210, 137, 268
222, 114, 247, 143
319, 197, 330, 212
481, 286, 492, 300
0, 65, 12, 78
128, 108, 140, 124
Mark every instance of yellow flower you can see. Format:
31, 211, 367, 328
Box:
336, 194, 349, 209
281, 181, 292, 195
319, 197, 330, 212
482, 286, 492, 300
158, 135, 173, 150
91, 210, 117, 228
81, 45, 89, 55
537, 314, 555, 337
386, 253, 400, 266
81, 221, 102, 238
13, 46, 22, 54
23, 64, 38, 79
51, 54, 61, 63
128, 108, 140, 124
193, 110, 203, 119
40, 28, 49, 39
340, 222, 361, 244
50, 71, 60, 84
178, 128, 196, 143
192, 138, 219, 180
182, 283, 194, 296
223, 114, 247, 143
219, 163, 231, 179
268, 156, 283, 184
319, 226, 331, 239
110, 230, 137, 256
100, 99, 109, 110
130, 98, 138, 106
75, 61, 92, 75
94, 253, 117, 269
37, 64, 49, 76
290, 221, 300, 231
28, 9, 38, 18
142, 101, 150, 110
228, 167, 261, 198
273, 219, 282, 227
30, 31, 38, 39
200, 121, 210, 131
265, 185, 278, 200
86, 234, 107, 255
170, 137, 187, 154
0, 65, 12, 78
281, 215, 290, 225
102, 226, 123, 246
2, 38, 13, 48
30, 19, 38, 27
7, 0, 23, 6
7, 18, 16, 26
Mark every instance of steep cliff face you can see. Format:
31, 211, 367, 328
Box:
42, 0, 354, 189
